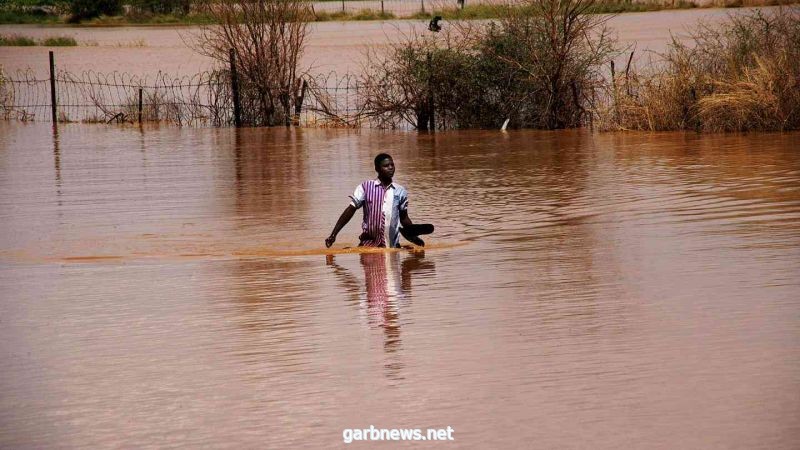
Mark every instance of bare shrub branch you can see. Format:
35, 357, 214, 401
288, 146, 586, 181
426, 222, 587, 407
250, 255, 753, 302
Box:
193, 0, 311, 127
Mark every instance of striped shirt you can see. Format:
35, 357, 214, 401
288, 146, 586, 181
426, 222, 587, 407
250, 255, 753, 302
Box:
350, 179, 409, 247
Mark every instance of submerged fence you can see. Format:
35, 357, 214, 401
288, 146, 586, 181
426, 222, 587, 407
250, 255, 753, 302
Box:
1, 68, 233, 126
0, 51, 381, 129
312, 0, 470, 17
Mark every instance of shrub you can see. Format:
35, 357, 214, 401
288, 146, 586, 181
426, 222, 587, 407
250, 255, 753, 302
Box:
194, 0, 311, 127
350, 9, 394, 20
68, 0, 121, 23
42, 35, 77, 46
359, 0, 618, 130
602, 9, 800, 131
0, 34, 36, 45
127, 0, 191, 16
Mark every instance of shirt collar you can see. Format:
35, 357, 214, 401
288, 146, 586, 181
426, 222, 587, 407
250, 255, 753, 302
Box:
373, 178, 395, 189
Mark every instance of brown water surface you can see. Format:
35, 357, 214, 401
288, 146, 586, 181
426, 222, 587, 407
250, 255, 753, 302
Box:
1, 123, 799, 448
0, 8, 774, 78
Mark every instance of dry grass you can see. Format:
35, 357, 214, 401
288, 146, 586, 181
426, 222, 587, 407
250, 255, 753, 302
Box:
116, 39, 147, 47
42, 36, 77, 46
599, 8, 800, 132
0, 34, 36, 46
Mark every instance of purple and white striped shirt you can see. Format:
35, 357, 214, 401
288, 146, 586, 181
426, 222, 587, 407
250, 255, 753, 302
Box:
350, 179, 409, 247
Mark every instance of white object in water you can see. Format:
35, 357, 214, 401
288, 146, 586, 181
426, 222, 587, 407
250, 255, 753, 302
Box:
501, 118, 510, 131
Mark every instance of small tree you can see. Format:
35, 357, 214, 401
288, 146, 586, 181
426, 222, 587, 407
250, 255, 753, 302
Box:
359, 0, 617, 130
359, 29, 479, 129
491, 0, 617, 128
194, 0, 311, 127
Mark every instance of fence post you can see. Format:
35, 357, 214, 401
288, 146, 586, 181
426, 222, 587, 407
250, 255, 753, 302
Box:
138, 88, 143, 124
421, 0, 425, 14
294, 79, 307, 125
49, 51, 57, 124
610, 60, 618, 123
427, 52, 435, 132
229, 48, 242, 128
624, 50, 634, 97
381, 0, 384, 15
342, 0, 345, 12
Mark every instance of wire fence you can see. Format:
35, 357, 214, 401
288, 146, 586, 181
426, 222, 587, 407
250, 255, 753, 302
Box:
1, 69, 234, 126
311, 0, 486, 17
301, 71, 369, 127
0, 66, 382, 128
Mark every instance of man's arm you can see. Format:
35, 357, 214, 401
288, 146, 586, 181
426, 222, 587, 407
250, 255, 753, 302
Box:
326, 205, 357, 248
400, 209, 413, 228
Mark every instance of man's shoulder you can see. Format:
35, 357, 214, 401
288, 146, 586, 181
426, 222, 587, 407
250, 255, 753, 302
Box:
392, 182, 407, 193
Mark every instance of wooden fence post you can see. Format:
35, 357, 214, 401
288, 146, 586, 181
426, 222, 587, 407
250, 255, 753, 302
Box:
294, 79, 307, 125
49, 51, 57, 124
229, 48, 242, 127
611, 60, 619, 123
138, 88, 143, 124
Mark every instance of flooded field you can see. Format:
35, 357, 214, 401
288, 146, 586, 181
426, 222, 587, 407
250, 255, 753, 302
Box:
1, 122, 799, 447
0, 8, 765, 77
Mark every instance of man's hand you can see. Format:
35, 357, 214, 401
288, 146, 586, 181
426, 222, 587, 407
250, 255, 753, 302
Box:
327, 205, 357, 249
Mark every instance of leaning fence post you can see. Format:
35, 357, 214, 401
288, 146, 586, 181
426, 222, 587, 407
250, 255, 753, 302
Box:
138, 88, 143, 124
624, 50, 634, 97
49, 51, 57, 124
229, 48, 242, 128
611, 60, 619, 124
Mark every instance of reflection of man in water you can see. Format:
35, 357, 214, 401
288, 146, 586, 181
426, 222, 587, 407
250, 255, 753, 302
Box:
325, 153, 417, 248
327, 251, 434, 379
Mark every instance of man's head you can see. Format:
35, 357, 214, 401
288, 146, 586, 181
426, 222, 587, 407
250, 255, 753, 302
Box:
374, 153, 395, 180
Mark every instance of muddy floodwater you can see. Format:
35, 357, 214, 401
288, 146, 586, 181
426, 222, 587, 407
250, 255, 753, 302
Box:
0, 8, 775, 78
1, 122, 799, 448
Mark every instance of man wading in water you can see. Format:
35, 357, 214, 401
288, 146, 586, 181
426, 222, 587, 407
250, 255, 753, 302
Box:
325, 154, 423, 248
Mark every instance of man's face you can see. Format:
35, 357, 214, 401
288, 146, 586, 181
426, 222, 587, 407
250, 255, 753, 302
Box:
377, 157, 395, 179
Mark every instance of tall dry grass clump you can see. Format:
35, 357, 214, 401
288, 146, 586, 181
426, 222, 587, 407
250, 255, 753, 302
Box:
358, 0, 618, 130
602, 8, 800, 132
194, 0, 311, 126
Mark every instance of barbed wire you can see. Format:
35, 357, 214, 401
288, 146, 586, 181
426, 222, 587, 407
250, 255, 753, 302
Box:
311, 0, 498, 17
0, 66, 388, 128
0, 68, 237, 126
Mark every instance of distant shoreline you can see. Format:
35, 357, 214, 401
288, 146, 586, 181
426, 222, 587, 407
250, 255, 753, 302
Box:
1, 1, 795, 27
